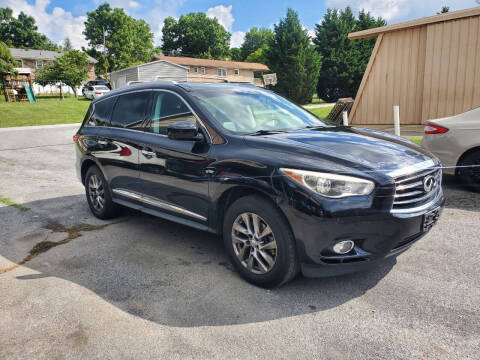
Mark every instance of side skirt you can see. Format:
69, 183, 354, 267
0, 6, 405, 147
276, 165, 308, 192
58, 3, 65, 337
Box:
112, 197, 217, 233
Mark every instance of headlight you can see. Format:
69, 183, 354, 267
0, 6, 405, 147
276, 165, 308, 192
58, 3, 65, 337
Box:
280, 168, 375, 198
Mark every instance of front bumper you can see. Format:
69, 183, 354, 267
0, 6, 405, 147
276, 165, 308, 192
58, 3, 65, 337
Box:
280, 190, 445, 278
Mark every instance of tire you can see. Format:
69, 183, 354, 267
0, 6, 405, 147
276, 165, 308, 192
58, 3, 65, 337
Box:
458, 150, 480, 192
85, 165, 119, 219
223, 195, 299, 288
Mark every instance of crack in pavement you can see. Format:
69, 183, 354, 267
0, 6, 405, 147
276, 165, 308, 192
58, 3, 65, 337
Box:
0, 143, 72, 152
0, 220, 127, 275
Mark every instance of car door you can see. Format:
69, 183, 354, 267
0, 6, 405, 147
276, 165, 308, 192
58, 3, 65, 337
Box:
137, 90, 213, 224
91, 91, 151, 201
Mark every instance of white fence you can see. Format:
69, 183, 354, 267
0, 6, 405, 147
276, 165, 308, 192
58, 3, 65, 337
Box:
32, 82, 82, 95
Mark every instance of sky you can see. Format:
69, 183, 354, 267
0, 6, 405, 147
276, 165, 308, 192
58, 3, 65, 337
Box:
1, 0, 479, 49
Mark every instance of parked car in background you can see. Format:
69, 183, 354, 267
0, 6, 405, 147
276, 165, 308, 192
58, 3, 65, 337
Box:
82, 80, 111, 96
83, 85, 110, 100
421, 107, 480, 191
74, 82, 443, 288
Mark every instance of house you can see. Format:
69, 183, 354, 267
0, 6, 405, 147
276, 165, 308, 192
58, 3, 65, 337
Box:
347, 7, 480, 125
9, 48, 97, 81
110, 55, 269, 89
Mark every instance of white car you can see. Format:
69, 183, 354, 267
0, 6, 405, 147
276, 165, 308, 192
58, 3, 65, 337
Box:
421, 107, 480, 191
83, 85, 110, 100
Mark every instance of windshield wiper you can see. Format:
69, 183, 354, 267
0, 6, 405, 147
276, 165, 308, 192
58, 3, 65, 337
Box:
246, 129, 287, 136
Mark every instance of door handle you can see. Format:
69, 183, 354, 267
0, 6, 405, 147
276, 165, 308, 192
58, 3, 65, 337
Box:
142, 149, 156, 158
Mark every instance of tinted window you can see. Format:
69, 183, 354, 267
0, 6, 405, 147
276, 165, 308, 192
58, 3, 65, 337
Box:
148, 91, 196, 135
111, 92, 150, 129
88, 96, 116, 126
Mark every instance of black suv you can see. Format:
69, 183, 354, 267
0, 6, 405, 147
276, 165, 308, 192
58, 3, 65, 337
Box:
75, 82, 444, 287
82, 80, 111, 95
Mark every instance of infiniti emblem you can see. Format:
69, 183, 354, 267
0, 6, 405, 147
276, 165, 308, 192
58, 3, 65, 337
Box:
423, 175, 435, 193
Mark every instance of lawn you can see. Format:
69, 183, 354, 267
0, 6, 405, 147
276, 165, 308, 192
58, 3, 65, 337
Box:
407, 137, 423, 145
303, 94, 327, 107
307, 105, 333, 120
0, 95, 90, 128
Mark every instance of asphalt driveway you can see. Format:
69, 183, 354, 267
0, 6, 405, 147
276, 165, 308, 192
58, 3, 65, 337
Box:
0, 125, 479, 359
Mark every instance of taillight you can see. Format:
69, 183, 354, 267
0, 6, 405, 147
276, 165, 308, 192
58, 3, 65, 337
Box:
73, 134, 80, 143
424, 123, 449, 134
95, 92, 102, 95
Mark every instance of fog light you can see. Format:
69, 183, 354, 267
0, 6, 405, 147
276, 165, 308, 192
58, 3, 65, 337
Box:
332, 240, 355, 254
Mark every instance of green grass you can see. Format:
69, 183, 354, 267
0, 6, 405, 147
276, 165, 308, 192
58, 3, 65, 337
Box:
0, 95, 90, 128
0, 195, 29, 211
303, 94, 327, 107
408, 137, 423, 145
307, 106, 334, 120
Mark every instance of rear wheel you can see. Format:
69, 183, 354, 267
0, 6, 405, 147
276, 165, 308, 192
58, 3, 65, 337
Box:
85, 166, 119, 219
223, 195, 299, 288
458, 150, 480, 192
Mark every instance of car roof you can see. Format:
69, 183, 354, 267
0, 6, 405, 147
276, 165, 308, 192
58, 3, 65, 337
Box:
92, 81, 262, 104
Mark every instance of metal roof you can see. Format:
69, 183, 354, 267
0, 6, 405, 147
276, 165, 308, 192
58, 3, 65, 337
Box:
349, 6, 480, 40
152, 55, 269, 71
9, 48, 98, 64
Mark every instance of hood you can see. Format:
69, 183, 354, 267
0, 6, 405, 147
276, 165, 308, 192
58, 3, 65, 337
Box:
244, 126, 436, 178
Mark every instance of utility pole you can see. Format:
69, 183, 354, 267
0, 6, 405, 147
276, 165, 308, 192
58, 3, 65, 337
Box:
103, 26, 108, 81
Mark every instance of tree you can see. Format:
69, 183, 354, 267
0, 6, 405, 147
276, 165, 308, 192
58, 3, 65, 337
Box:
35, 50, 89, 99
230, 47, 242, 61
63, 38, 73, 51
265, 9, 322, 104
438, 6, 450, 14
245, 45, 268, 64
0, 41, 17, 101
0, 7, 59, 50
314, 8, 386, 102
241, 27, 273, 60
162, 12, 231, 59
35, 61, 63, 99
83, 3, 154, 74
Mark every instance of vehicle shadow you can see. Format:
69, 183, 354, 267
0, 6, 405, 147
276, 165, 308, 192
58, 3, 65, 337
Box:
442, 174, 480, 211
0, 194, 396, 328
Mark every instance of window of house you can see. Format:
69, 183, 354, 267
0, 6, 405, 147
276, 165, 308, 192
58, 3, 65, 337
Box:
201, 67, 206, 74
217, 68, 227, 77
193, 67, 198, 73
149, 91, 196, 135
234, 69, 240, 76
36, 60, 43, 68
111, 92, 150, 129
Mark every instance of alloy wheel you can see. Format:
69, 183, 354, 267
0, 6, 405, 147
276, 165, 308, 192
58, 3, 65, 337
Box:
231, 212, 277, 274
88, 174, 105, 211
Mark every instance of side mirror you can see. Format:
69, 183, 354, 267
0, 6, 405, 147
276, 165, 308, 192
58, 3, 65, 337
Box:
167, 121, 202, 141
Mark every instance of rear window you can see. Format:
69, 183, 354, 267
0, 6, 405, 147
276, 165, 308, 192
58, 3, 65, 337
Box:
110, 92, 150, 129
88, 97, 116, 126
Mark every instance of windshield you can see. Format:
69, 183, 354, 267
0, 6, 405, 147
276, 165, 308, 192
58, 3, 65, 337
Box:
191, 87, 327, 134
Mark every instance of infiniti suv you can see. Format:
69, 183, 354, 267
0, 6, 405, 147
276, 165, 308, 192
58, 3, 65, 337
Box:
75, 82, 444, 287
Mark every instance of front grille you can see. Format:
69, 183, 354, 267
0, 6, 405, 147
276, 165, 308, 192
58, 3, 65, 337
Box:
392, 168, 442, 211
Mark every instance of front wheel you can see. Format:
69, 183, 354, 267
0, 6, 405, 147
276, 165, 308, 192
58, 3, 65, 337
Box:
223, 195, 299, 288
85, 166, 119, 219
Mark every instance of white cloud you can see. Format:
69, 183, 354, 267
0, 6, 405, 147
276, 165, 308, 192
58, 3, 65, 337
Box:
302, 25, 316, 39
128, 1, 141, 9
1, 0, 87, 49
325, 0, 477, 22
230, 31, 245, 48
206, 5, 234, 31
